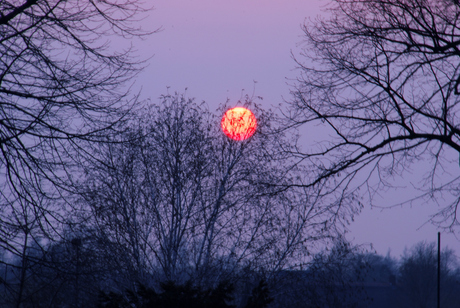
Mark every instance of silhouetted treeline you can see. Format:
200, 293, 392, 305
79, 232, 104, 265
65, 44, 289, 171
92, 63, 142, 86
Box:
273, 241, 460, 308
1, 239, 459, 307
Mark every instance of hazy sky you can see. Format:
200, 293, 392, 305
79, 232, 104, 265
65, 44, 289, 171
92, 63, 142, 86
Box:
136, 0, 459, 257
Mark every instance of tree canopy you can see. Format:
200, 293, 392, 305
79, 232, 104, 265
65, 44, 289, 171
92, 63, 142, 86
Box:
0, 1, 150, 305
289, 0, 460, 230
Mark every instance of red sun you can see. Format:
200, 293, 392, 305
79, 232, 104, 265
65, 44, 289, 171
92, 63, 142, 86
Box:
221, 107, 257, 141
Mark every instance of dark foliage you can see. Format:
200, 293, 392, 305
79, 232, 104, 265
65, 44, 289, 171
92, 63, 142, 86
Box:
243, 279, 273, 308
270, 240, 371, 308
98, 280, 236, 308
395, 242, 460, 308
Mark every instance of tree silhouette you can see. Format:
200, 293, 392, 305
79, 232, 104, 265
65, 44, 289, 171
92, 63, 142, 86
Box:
80, 93, 342, 291
244, 279, 273, 308
288, 0, 460, 229
98, 280, 236, 308
396, 241, 460, 308
270, 239, 371, 308
0, 1, 151, 306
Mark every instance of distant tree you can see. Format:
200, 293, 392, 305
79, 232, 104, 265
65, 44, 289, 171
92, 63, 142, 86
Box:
288, 0, 460, 229
346, 251, 398, 289
0, 1, 151, 306
0, 230, 124, 307
243, 279, 273, 308
79, 93, 345, 292
271, 239, 371, 308
396, 241, 460, 308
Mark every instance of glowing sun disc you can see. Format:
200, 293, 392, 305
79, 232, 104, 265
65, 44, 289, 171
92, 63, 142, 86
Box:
221, 107, 257, 141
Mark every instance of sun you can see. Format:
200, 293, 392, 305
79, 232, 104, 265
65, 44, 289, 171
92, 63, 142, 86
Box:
221, 107, 257, 141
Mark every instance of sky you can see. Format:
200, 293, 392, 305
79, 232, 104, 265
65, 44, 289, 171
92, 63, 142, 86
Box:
135, 0, 459, 258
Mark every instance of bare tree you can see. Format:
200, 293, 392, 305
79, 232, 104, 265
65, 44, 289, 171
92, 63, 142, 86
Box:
0, 0, 151, 305
271, 239, 371, 308
397, 241, 460, 308
288, 0, 460, 230
79, 93, 345, 293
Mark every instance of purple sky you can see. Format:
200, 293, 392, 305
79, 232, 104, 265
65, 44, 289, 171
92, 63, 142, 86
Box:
136, 0, 459, 258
